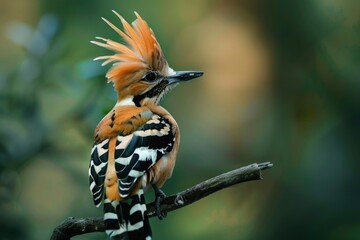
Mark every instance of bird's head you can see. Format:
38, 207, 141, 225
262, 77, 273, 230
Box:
92, 11, 203, 107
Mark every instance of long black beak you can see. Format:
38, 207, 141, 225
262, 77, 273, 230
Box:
165, 71, 203, 84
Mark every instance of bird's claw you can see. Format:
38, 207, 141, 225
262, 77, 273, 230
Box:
153, 185, 167, 220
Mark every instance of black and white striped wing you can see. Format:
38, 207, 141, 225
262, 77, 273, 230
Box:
115, 115, 174, 198
89, 139, 109, 207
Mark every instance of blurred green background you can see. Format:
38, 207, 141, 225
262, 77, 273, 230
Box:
1, 0, 359, 239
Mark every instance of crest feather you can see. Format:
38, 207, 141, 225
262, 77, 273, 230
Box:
92, 11, 168, 90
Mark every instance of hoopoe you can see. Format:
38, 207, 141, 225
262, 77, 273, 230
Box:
89, 11, 203, 240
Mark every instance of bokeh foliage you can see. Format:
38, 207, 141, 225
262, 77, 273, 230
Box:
0, 0, 359, 239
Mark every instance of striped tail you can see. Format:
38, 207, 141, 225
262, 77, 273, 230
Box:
104, 189, 152, 240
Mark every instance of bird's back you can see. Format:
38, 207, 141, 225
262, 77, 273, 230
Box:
89, 105, 178, 239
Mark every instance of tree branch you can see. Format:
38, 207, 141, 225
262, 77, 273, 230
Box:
50, 162, 273, 240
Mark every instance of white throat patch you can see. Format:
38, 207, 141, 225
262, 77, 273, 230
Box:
115, 96, 135, 107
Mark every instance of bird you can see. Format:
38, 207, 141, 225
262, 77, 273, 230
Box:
88, 11, 203, 240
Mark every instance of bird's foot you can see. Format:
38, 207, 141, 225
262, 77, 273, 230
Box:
152, 184, 167, 220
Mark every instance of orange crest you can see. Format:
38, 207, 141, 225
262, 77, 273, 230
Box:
92, 11, 168, 92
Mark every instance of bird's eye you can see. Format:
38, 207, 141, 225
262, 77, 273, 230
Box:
143, 71, 157, 82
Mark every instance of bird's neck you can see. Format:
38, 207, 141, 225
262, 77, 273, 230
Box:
114, 97, 172, 123
115, 96, 136, 107
116, 95, 160, 108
